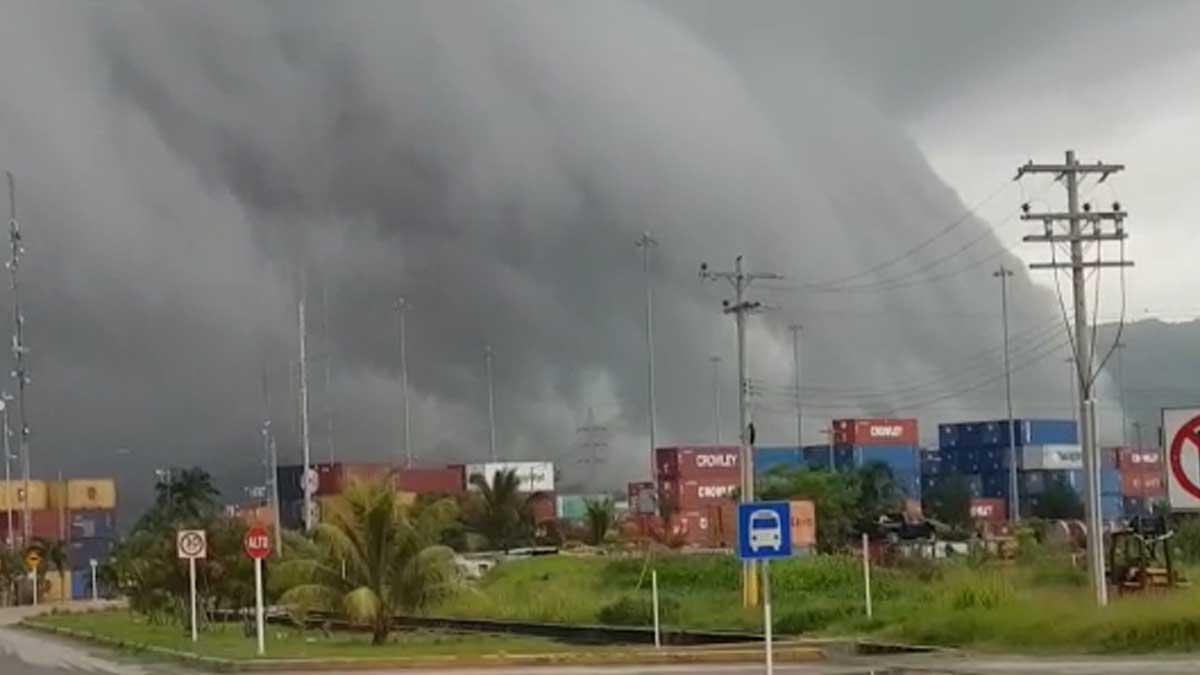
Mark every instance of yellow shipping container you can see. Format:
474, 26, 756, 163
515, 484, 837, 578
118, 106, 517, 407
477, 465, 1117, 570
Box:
47, 481, 67, 510
66, 479, 117, 510
0, 480, 48, 511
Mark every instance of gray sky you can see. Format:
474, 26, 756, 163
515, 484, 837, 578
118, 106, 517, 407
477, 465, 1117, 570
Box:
2, 1, 1189, 514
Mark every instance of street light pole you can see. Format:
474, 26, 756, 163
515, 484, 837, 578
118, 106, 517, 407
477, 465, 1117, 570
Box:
788, 325, 802, 450
395, 298, 412, 468
485, 345, 497, 462
0, 398, 10, 549
636, 233, 659, 475
709, 356, 722, 444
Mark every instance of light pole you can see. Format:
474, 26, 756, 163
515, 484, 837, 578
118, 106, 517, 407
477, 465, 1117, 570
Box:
709, 356, 722, 444
394, 298, 412, 468
0, 396, 10, 549
485, 345, 497, 462
1114, 341, 1127, 446
636, 233, 658, 475
994, 266, 1019, 522
788, 325, 802, 450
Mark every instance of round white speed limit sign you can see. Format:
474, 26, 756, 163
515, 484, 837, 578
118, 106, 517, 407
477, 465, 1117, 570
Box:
177, 530, 207, 560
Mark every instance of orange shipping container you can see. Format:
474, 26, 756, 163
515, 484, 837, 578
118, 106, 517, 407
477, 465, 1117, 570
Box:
789, 500, 816, 549
66, 480, 117, 510
0, 480, 48, 511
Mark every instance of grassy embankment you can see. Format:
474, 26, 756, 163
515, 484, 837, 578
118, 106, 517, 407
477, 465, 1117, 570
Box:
30, 609, 585, 660
432, 552, 1200, 652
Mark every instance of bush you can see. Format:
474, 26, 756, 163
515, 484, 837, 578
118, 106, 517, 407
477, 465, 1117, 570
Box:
597, 594, 680, 627
1173, 516, 1200, 563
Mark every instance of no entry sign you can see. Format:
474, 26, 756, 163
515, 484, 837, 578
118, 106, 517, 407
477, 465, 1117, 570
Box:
1164, 408, 1200, 510
243, 526, 272, 560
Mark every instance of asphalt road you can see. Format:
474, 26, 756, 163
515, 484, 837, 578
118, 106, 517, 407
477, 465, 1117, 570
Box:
0, 605, 1197, 675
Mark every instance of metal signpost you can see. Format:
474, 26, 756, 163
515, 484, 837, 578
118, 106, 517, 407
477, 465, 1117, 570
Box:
177, 530, 207, 642
244, 526, 272, 656
89, 559, 99, 603
737, 502, 792, 675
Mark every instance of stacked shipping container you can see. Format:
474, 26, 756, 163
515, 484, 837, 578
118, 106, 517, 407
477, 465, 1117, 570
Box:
925, 419, 1112, 521
1107, 447, 1166, 517
654, 446, 740, 546
831, 418, 921, 499
277, 462, 469, 530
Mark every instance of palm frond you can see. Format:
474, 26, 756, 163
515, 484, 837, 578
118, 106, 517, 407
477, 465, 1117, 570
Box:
342, 586, 383, 624
278, 584, 343, 615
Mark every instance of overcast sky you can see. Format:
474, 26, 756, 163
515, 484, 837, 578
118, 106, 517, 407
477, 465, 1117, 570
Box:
2, 1, 1194, 515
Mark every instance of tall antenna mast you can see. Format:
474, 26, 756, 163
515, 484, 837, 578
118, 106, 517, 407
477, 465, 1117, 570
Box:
5, 172, 31, 547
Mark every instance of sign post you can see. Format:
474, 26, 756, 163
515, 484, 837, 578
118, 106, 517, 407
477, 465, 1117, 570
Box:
244, 526, 272, 656
24, 548, 40, 607
89, 559, 98, 603
737, 502, 791, 675
651, 569, 661, 649
862, 533, 873, 619
1164, 408, 1200, 511
177, 530, 207, 643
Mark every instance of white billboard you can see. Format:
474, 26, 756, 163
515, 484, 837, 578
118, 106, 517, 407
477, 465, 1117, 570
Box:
466, 462, 555, 493
1021, 444, 1083, 471
1163, 407, 1200, 511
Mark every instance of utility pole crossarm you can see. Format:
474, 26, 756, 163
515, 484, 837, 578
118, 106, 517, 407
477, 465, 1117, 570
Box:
1020, 211, 1128, 222
1015, 161, 1125, 178
1029, 261, 1134, 270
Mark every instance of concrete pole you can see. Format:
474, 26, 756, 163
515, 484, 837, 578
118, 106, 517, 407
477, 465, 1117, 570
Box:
298, 294, 313, 532
995, 266, 1019, 521
789, 325, 802, 449
396, 298, 412, 468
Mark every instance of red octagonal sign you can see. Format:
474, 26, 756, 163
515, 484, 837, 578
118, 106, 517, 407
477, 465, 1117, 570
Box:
243, 526, 272, 560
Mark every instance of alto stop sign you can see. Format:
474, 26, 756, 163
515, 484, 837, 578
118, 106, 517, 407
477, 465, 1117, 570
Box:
243, 526, 272, 560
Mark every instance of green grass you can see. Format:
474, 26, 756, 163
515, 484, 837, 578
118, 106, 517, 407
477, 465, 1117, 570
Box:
31, 609, 586, 661
430, 552, 1200, 653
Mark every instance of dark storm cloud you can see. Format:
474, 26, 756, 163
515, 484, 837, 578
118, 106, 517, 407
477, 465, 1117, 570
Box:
0, 0, 1107, 517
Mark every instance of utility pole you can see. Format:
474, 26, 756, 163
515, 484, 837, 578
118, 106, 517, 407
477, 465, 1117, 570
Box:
485, 345, 497, 462
788, 325, 803, 449
1018, 150, 1130, 608
260, 360, 282, 557
1066, 356, 1077, 419
394, 298, 412, 468
636, 233, 658, 477
709, 356, 722, 443
700, 255, 781, 609
1114, 341, 1128, 446
994, 266, 1019, 522
6, 172, 30, 548
297, 278, 313, 532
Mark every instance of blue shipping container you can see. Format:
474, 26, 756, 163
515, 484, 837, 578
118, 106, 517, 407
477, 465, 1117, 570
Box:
754, 447, 804, 476
858, 446, 918, 473
802, 445, 833, 470
1102, 495, 1123, 521
939, 419, 1077, 448
1021, 419, 1077, 446
70, 510, 116, 540
894, 470, 921, 500
68, 538, 114, 570
834, 447, 855, 471
1102, 467, 1121, 495
924, 474, 984, 498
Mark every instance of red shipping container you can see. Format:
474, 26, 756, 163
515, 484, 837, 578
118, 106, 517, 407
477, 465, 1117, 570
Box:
342, 463, 394, 487
312, 463, 344, 496
655, 446, 741, 480
832, 418, 918, 447
394, 466, 465, 494
0, 510, 67, 541
527, 492, 556, 524
1116, 448, 1164, 471
660, 478, 740, 512
1121, 472, 1166, 498
969, 498, 1007, 523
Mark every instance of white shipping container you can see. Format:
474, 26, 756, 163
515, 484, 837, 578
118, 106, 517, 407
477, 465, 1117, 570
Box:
1022, 444, 1083, 470
466, 462, 555, 493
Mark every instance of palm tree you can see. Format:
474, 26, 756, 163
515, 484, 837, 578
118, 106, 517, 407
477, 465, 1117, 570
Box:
33, 538, 67, 602
584, 498, 615, 546
272, 479, 460, 645
467, 469, 531, 551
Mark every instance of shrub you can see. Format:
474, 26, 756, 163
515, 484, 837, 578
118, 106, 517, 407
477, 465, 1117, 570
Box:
1173, 516, 1200, 563
597, 594, 680, 626
774, 600, 857, 634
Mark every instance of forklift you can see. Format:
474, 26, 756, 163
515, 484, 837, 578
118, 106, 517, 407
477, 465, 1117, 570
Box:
1106, 515, 1188, 594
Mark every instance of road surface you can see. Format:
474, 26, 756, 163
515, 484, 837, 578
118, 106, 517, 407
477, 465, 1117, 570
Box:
0, 606, 1197, 674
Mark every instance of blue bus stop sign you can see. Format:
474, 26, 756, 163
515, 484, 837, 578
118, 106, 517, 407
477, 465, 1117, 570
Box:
737, 502, 792, 560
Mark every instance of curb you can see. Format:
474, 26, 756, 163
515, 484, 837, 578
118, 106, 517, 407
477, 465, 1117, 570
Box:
20, 619, 825, 672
